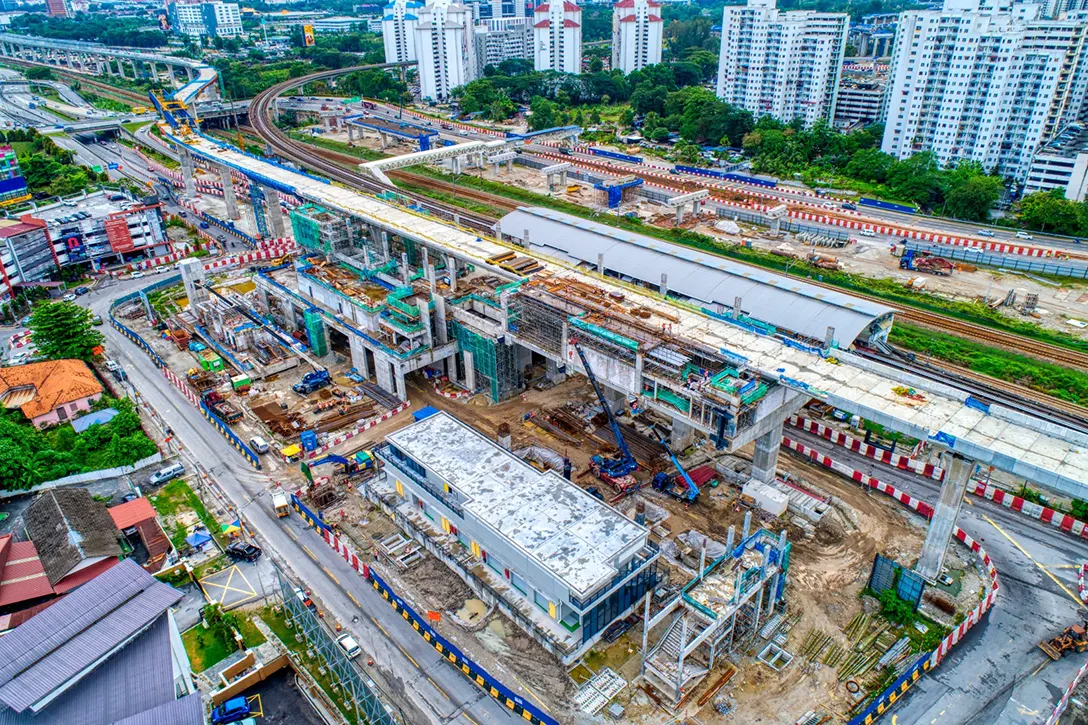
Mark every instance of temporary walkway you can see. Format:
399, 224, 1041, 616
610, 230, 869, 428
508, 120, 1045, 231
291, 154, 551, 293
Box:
166, 128, 1088, 497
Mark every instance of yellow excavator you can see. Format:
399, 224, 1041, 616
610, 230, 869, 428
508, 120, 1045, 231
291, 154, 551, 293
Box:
1039, 622, 1088, 660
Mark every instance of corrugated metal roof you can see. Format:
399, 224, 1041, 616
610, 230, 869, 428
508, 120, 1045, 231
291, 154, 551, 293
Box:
0, 560, 182, 714
0, 615, 200, 725
499, 207, 895, 344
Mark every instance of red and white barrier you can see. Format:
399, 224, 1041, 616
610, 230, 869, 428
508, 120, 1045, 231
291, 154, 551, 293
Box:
1078, 563, 1088, 603
968, 482, 1088, 541
304, 400, 411, 460
780, 435, 1000, 669
787, 415, 945, 480
162, 366, 199, 407
1045, 657, 1088, 725
433, 382, 471, 400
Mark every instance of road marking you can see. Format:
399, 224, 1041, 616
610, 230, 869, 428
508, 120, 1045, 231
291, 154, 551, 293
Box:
982, 514, 1084, 607
285, 527, 298, 541
427, 676, 450, 700
1031, 659, 1049, 677
516, 678, 551, 712
463, 715, 481, 725
370, 615, 390, 638
348, 591, 360, 607
322, 566, 340, 585
302, 545, 318, 561
963, 496, 974, 507
398, 644, 419, 668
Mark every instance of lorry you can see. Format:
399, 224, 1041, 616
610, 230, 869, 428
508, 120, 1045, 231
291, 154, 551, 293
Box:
202, 390, 242, 423
293, 369, 332, 395
272, 491, 290, 518
899, 249, 955, 276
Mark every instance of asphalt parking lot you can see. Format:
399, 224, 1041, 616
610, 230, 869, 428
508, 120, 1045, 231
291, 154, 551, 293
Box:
237, 667, 324, 725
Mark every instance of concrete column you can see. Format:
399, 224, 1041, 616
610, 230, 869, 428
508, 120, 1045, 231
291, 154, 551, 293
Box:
351, 335, 370, 378
596, 252, 604, 274
347, 125, 355, 142
445, 254, 457, 293
463, 350, 476, 391
750, 421, 782, 483
545, 358, 566, 384
916, 453, 974, 581
670, 418, 695, 451
218, 164, 240, 219
660, 273, 668, 297
400, 251, 410, 284
263, 186, 285, 238
675, 205, 684, 225
179, 148, 197, 199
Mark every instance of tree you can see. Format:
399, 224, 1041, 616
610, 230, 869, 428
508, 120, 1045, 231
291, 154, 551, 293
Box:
28, 301, 103, 362
844, 148, 895, 184
528, 96, 557, 130
885, 152, 942, 206
1018, 190, 1086, 235
940, 161, 1003, 221
620, 108, 635, 128
589, 57, 604, 73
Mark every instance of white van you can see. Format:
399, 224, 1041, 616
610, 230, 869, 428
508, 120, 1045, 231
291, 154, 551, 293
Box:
148, 463, 185, 486
337, 635, 362, 659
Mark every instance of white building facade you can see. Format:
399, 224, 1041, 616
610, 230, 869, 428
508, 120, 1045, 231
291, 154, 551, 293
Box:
881, 0, 1088, 182
611, 0, 663, 73
715, 0, 848, 126
382, 0, 423, 63
533, 1, 582, 73
169, 1, 243, 38
474, 18, 533, 74
416, 0, 477, 101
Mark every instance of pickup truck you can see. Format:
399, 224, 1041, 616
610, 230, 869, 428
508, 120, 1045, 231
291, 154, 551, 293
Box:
293, 370, 331, 395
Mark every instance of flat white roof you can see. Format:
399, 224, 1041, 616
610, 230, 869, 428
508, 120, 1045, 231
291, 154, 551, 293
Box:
385, 411, 648, 598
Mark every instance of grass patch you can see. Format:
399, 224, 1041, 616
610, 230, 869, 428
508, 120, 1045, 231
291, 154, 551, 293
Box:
182, 624, 233, 673
890, 322, 1088, 406
238, 616, 267, 648
397, 179, 506, 217
40, 102, 78, 123
123, 137, 179, 169
81, 90, 133, 114
123, 120, 151, 133
259, 606, 363, 725
286, 130, 388, 162
150, 478, 228, 547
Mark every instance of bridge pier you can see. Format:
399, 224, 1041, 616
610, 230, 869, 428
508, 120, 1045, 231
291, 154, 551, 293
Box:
179, 148, 197, 199
218, 164, 240, 220
263, 186, 286, 239
916, 452, 975, 581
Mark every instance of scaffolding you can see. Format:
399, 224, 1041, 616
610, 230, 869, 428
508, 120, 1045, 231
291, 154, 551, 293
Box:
290, 204, 349, 254
450, 320, 521, 402
304, 308, 328, 356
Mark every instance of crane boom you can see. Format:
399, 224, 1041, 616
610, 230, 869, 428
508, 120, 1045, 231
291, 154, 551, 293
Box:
572, 340, 637, 477
652, 426, 699, 502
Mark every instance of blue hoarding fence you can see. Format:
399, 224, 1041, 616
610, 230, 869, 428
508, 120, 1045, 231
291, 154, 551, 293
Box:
848, 653, 933, 725
859, 197, 917, 215
588, 148, 643, 164
199, 399, 262, 469
289, 493, 560, 725
904, 241, 1088, 280
674, 165, 778, 188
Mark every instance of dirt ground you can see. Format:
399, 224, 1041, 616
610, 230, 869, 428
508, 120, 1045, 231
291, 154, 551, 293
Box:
698, 221, 1088, 339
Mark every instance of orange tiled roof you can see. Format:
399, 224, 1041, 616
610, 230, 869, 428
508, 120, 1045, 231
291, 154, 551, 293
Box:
0, 360, 103, 420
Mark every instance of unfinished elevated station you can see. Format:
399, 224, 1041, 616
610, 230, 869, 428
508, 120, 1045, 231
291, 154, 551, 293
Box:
166, 127, 1088, 529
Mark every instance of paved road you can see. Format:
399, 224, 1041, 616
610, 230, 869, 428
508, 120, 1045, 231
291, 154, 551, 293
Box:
786, 428, 1088, 725
88, 281, 524, 725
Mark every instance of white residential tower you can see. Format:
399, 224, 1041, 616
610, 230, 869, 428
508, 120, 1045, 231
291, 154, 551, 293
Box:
611, 0, 663, 74
715, 0, 848, 126
382, 0, 423, 63
533, 1, 582, 73
881, 0, 1088, 182
415, 0, 477, 101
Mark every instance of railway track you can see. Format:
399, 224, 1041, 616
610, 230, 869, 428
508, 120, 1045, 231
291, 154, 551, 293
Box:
248, 65, 499, 236
0, 57, 146, 103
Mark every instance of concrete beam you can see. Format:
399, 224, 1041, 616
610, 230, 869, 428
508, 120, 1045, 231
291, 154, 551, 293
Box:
916, 452, 974, 581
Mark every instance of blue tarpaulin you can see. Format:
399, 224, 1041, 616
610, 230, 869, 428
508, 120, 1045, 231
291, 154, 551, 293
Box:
186, 530, 212, 549
413, 406, 440, 422
71, 408, 118, 434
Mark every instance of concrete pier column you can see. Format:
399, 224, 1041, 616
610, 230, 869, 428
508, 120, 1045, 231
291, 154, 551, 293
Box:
545, 357, 566, 384
675, 205, 684, 225
670, 418, 695, 450
750, 421, 783, 483
445, 254, 457, 293
463, 350, 476, 391
917, 452, 975, 581
347, 125, 355, 142
218, 164, 240, 220
660, 273, 668, 297
262, 186, 285, 238
178, 148, 197, 199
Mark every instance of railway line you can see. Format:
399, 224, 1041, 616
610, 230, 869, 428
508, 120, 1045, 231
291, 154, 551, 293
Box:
0, 57, 146, 104
248, 65, 500, 236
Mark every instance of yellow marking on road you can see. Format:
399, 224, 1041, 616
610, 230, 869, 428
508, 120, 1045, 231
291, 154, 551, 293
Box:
892, 717, 898, 725
348, 591, 361, 607
963, 496, 974, 507
398, 644, 419, 668
323, 566, 340, 585
302, 545, 317, 561
285, 528, 298, 541
1031, 659, 1050, 677
370, 615, 390, 638
982, 514, 1084, 607
427, 676, 450, 700
463, 715, 481, 725
517, 679, 551, 712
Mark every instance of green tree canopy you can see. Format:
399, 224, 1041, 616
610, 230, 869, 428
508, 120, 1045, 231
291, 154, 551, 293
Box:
29, 301, 104, 363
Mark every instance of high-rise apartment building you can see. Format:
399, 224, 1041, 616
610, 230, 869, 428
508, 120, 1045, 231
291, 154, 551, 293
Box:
533, 1, 582, 73
470, 0, 527, 21
881, 0, 1088, 182
169, 1, 243, 37
382, 0, 423, 63
715, 0, 848, 127
415, 0, 476, 101
611, 0, 663, 74
474, 18, 533, 74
